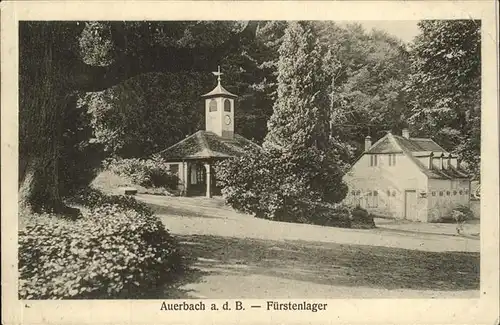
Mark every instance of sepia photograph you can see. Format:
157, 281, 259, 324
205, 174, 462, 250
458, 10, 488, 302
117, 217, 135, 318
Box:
17, 18, 482, 299
1, 1, 499, 325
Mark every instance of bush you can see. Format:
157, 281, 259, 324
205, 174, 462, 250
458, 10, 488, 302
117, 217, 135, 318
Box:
215, 145, 348, 225
67, 187, 153, 216
306, 202, 352, 228
350, 206, 376, 229
106, 155, 178, 189
438, 205, 475, 224
450, 205, 474, 222
19, 190, 185, 299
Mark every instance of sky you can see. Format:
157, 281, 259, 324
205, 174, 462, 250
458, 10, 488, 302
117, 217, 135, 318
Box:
354, 20, 421, 43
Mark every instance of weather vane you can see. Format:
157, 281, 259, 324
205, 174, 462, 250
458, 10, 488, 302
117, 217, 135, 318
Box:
212, 65, 223, 84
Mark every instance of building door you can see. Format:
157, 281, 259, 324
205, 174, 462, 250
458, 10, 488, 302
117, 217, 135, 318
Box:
404, 190, 417, 220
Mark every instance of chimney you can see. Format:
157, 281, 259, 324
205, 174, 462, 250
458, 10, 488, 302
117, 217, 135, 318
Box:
364, 136, 372, 151
402, 128, 410, 139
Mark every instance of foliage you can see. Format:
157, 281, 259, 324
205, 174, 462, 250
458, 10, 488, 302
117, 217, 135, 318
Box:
305, 202, 352, 228
58, 95, 106, 197
215, 145, 348, 224
19, 191, 185, 299
351, 206, 376, 229
105, 156, 179, 189
318, 22, 411, 160
405, 20, 481, 177
18, 20, 258, 212
450, 205, 474, 223
264, 21, 330, 150
67, 187, 154, 215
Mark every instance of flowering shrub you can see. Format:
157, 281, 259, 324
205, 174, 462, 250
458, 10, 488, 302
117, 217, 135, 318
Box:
106, 155, 178, 189
19, 191, 185, 299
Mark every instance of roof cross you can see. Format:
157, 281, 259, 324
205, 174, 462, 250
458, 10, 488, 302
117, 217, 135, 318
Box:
212, 65, 223, 84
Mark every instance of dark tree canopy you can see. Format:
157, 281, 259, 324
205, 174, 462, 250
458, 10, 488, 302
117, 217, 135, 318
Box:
19, 20, 259, 212
405, 20, 481, 177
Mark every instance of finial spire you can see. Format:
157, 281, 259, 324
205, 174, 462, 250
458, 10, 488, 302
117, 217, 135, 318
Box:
212, 65, 223, 85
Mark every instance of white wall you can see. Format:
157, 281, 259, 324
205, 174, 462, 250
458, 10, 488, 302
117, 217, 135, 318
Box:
343, 153, 428, 221
427, 179, 471, 221
470, 199, 480, 219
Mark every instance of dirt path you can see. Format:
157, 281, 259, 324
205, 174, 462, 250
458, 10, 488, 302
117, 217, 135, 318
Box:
137, 195, 480, 299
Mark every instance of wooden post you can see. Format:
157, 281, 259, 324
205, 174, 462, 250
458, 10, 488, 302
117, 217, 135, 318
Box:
204, 162, 212, 198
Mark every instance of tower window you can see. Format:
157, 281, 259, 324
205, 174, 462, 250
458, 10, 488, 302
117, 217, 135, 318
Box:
209, 99, 217, 112
224, 99, 231, 112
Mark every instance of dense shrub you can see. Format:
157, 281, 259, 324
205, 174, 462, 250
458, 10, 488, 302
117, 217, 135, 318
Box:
68, 187, 153, 216
438, 205, 475, 224
350, 206, 376, 229
215, 146, 349, 226
450, 205, 474, 222
19, 190, 185, 299
306, 202, 352, 228
106, 155, 178, 189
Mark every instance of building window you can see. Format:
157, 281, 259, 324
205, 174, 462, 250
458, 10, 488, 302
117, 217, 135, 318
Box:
209, 99, 217, 112
356, 190, 361, 195
453, 190, 457, 195
459, 190, 463, 195
169, 164, 179, 175
432, 191, 436, 196
392, 190, 396, 197
224, 99, 231, 112
387, 190, 391, 197
370, 154, 378, 166
446, 191, 450, 196
465, 189, 469, 195
439, 191, 443, 196
388, 154, 396, 166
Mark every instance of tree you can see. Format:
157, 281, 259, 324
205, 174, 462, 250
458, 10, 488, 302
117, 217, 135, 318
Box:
317, 22, 411, 159
264, 21, 331, 150
405, 20, 481, 177
19, 21, 259, 213
263, 21, 348, 204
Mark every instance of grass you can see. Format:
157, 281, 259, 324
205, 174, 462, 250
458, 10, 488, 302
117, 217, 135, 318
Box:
177, 234, 479, 292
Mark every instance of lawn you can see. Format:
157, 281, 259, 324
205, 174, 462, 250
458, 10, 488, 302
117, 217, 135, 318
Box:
136, 195, 480, 298
171, 234, 479, 298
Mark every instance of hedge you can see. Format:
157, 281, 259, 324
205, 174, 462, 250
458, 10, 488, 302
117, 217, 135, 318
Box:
106, 156, 178, 190
19, 190, 184, 299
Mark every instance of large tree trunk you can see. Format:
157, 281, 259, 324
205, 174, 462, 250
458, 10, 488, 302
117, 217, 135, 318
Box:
19, 22, 73, 214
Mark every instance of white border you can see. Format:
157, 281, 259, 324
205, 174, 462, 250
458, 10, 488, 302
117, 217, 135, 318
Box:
1, 1, 499, 324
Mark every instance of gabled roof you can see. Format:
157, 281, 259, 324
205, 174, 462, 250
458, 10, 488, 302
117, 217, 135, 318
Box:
158, 130, 260, 161
363, 132, 469, 180
366, 133, 446, 154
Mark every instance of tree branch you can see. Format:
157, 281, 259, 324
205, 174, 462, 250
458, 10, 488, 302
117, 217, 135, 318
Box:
67, 21, 259, 92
